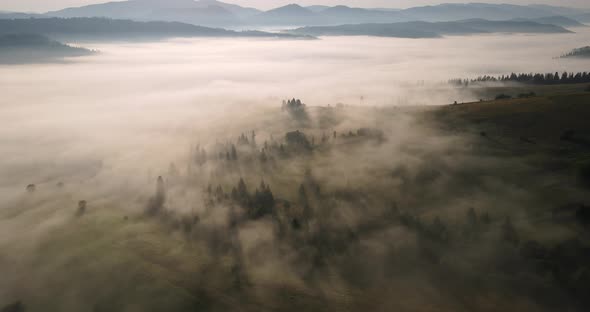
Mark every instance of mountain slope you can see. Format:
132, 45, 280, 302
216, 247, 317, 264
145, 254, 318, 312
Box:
45, 0, 259, 27
512, 16, 586, 27
573, 13, 590, 23
531, 16, 585, 27
305, 5, 330, 13
254, 4, 317, 25
7, 2, 590, 28
288, 19, 572, 38
317, 5, 402, 24
196, 0, 260, 18
0, 33, 94, 64
144, 5, 238, 26
398, 3, 560, 22
46, 0, 159, 19
528, 4, 587, 17
0, 11, 44, 19
0, 18, 309, 40
250, 4, 405, 26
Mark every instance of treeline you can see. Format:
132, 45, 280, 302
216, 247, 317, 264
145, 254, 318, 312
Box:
561, 46, 590, 58
449, 71, 590, 86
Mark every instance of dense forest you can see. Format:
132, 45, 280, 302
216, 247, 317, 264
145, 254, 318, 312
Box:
561, 46, 590, 58
449, 71, 590, 86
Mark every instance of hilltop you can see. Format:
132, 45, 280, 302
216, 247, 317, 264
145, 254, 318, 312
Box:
0, 33, 94, 64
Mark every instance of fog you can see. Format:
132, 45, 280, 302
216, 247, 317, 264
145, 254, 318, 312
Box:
1, 31, 589, 186
1, 30, 590, 311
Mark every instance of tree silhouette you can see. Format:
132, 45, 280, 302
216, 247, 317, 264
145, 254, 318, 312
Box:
501, 217, 519, 245
146, 176, 166, 215
231, 144, 238, 160
449, 71, 590, 86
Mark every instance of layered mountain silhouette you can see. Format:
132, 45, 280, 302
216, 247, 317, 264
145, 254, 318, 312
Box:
288, 19, 572, 38
515, 16, 586, 28
0, 33, 94, 64
45, 0, 259, 27
2, 1, 588, 28
0, 18, 310, 41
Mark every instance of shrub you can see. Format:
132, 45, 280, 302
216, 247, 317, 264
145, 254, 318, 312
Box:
495, 94, 512, 100
518, 92, 536, 98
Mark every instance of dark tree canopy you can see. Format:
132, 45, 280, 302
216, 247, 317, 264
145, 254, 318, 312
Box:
449, 71, 590, 86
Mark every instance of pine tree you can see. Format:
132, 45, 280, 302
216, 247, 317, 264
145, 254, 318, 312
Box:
146, 176, 166, 215
231, 144, 238, 160
236, 178, 249, 206
501, 217, 519, 245
467, 207, 478, 227
216, 185, 224, 200
251, 131, 257, 148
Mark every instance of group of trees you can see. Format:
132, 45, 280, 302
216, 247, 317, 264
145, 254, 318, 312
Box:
285, 130, 312, 150
282, 98, 308, 120
399, 207, 516, 248
190, 107, 386, 170
237, 131, 256, 147
249, 181, 276, 219
208, 178, 276, 220
146, 176, 166, 216
561, 46, 590, 58
193, 145, 208, 166
449, 71, 590, 86
282, 98, 305, 112
192, 133, 258, 168
216, 144, 238, 161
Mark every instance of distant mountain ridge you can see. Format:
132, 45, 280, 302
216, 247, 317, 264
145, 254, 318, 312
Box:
45, 0, 260, 27
0, 12, 44, 19
512, 16, 586, 28
1, 1, 589, 28
288, 19, 572, 38
0, 18, 310, 40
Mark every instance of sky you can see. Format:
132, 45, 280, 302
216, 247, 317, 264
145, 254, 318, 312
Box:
2, 0, 590, 13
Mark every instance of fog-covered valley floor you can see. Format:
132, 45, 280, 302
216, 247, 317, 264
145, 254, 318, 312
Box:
1, 31, 590, 311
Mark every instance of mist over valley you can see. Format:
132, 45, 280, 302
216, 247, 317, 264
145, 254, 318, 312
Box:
1, 1, 590, 311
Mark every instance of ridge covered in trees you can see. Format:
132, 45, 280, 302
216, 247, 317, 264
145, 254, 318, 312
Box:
11, 95, 590, 311
449, 71, 590, 86
0, 33, 94, 64
561, 46, 590, 58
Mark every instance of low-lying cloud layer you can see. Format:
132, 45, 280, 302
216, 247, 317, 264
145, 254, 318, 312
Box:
1, 31, 590, 311
1, 31, 589, 187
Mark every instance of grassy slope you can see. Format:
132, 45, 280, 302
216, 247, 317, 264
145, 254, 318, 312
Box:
430, 90, 590, 209
435, 90, 590, 144
2, 84, 590, 312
